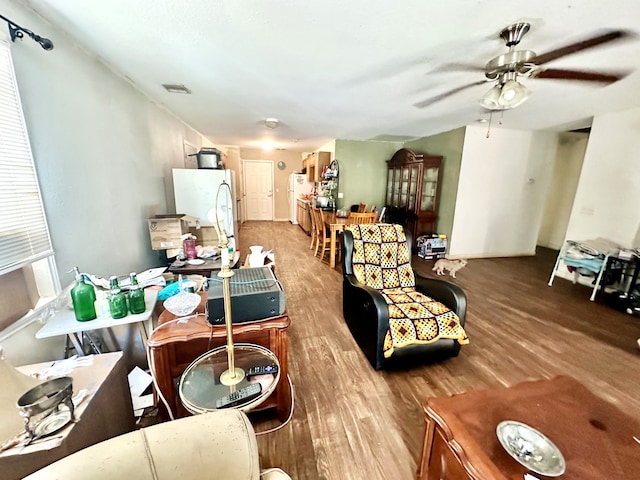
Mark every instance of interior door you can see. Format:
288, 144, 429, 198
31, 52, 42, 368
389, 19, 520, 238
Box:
244, 160, 274, 221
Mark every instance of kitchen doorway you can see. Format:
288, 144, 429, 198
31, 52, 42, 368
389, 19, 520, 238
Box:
243, 160, 274, 221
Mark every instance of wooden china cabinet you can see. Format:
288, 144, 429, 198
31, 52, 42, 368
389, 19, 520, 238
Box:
385, 148, 443, 244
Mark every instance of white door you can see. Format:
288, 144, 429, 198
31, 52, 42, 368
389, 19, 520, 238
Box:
244, 160, 274, 221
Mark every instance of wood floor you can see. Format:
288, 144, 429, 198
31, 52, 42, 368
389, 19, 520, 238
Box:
237, 221, 640, 480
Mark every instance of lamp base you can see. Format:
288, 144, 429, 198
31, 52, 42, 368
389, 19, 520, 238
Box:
219, 367, 245, 386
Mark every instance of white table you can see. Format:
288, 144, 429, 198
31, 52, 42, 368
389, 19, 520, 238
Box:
36, 289, 158, 356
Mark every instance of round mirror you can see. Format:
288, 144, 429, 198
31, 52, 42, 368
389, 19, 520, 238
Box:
277, 161, 286, 170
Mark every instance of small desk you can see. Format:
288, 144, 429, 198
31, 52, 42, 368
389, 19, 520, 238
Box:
168, 251, 241, 277
1, 352, 134, 480
326, 216, 348, 269
416, 376, 640, 480
35, 289, 158, 356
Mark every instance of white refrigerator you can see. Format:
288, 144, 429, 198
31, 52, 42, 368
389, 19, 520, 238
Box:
287, 173, 313, 224
172, 168, 237, 250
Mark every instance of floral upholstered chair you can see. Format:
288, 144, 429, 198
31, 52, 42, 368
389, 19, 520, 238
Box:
341, 223, 468, 370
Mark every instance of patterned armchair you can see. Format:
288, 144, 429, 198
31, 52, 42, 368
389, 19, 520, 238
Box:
341, 224, 468, 370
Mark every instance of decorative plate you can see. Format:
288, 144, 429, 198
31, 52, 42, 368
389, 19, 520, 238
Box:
163, 292, 201, 316
496, 421, 566, 477
187, 259, 205, 265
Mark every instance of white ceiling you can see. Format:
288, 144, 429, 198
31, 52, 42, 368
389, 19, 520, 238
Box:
23, 0, 640, 152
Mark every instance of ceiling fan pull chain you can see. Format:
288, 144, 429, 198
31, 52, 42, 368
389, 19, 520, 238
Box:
499, 109, 505, 125
486, 111, 493, 138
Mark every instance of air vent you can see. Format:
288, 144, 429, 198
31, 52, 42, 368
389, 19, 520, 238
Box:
162, 84, 191, 94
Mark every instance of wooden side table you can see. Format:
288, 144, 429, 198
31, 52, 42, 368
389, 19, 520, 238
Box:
148, 293, 290, 420
416, 376, 640, 480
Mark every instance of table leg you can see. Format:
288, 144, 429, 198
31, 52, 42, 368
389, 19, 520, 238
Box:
138, 320, 150, 349
67, 333, 85, 356
83, 332, 103, 355
416, 415, 436, 480
330, 226, 337, 269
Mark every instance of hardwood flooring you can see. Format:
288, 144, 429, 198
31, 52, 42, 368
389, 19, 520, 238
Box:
237, 221, 640, 480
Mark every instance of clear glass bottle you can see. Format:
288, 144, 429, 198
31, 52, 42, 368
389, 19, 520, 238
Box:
70, 267, 97, 321
128, 272, 146, 314
108, 276, 128, 319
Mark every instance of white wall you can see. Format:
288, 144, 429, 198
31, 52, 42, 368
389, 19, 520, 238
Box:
0, 2, 212, 365
449, 125, 558, 258
564, 108, 640, 247
537, 132, 588, 250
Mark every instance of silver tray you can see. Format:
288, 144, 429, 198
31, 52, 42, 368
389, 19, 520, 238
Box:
496, 420, 566, 477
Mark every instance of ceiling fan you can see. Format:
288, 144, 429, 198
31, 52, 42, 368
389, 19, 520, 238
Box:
414, 22, 633, 110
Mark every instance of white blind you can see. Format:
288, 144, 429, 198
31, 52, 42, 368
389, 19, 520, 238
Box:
0, 42, 54, 275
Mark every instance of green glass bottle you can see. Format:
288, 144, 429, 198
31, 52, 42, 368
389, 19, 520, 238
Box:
70, 267, 97, 321
108, 276, 128, 319
128, 272, 146, 314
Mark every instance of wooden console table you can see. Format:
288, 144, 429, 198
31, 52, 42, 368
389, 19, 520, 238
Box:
416, 376, 640, 479
148, 293, 290, 420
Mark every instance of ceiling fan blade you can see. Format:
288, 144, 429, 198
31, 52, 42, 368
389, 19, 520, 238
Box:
534, 68, 631, 83
532, 29, 633, 65
414, 80, 489, 109
427, 62, 485, 74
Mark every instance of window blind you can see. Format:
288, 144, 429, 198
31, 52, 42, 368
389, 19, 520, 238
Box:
0, 42, 54, 275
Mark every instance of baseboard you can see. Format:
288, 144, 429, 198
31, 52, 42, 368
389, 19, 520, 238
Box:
446, 250, 536, 260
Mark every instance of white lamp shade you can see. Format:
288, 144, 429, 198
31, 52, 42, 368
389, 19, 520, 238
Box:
498, 80, 530, 109
479, 85, 502, 110
479, 80, 530, 110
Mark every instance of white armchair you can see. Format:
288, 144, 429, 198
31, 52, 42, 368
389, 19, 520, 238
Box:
24, 409, 291, 480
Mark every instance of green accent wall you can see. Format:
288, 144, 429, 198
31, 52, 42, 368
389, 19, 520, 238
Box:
331, 130, 465, 244
334, 139, 403, 211
404, 127, 465, 243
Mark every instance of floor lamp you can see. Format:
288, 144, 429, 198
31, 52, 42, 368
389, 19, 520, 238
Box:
209, 183, 244, 386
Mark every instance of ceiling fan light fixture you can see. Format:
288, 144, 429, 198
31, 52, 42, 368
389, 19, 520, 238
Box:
479, 80, 530, 111
479, 84, 502, 110
498, 80, 530, 109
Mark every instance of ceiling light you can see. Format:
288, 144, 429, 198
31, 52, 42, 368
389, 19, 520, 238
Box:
479, 80, 530, 110
265, 118, 280, 129
162, 84, 191, 94
498, 80, 530, 109
479, 85, 502, 110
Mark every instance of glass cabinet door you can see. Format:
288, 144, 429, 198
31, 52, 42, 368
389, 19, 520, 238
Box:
387, 168, 401, 207
420, 166, 439, 212
408, 165, 420, 211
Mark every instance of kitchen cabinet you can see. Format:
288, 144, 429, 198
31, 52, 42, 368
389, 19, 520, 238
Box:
385, 148, 443, 244
303, 151, 331, 183
296, 199, 311, 234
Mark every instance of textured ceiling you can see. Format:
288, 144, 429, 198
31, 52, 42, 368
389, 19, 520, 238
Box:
23, 0, 640, 151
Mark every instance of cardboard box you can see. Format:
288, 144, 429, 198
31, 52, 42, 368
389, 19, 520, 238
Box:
147, 215, 191, 250
189, 226, 220, 246
417, 234, 447, 260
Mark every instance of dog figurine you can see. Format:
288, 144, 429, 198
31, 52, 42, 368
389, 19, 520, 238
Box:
432, 258, 468, 278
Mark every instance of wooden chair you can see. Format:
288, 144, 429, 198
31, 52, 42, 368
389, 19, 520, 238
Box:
308, 204, 319, 252
369, 205, 377, 213
311, 207, 325, 258
357, 203, 367, 213
347, 211, 377, 224
313, 207, 339, 264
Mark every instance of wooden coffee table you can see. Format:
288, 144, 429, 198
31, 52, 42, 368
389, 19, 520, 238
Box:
148, 293, 290, 421
416, 376, 640, 479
